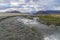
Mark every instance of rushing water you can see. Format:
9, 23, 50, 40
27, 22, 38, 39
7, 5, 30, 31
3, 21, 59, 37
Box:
17, 17, 60, 40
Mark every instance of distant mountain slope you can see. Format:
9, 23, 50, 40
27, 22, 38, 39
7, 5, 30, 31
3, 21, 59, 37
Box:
35, 10, 60, 14
45, 10, 60, 14
5, 10, 21, 13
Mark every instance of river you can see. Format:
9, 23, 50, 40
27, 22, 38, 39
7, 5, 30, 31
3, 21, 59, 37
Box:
0, 16, 60, 40
17, 17, 60, 40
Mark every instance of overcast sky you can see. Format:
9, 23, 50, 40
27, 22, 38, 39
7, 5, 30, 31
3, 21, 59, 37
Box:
0, 0, 60, 12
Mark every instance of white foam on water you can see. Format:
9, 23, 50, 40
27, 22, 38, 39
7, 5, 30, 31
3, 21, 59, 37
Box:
17, 18, 39, 25
44, 35, 58, 40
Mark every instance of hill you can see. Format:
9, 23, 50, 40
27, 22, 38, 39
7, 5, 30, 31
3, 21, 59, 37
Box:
5, 10, 21, 13
35, 10, 60, 15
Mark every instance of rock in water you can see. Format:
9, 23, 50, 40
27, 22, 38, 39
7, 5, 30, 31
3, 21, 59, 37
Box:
0, 16, 44, 40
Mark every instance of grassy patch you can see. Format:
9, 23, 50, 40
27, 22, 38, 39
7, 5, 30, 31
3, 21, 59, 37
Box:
31, 27, 36, 32
39, 15, 60, 25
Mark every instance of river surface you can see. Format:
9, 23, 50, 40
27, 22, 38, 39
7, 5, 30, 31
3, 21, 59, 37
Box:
0, 16, 60, 40
17, 17, 60, 40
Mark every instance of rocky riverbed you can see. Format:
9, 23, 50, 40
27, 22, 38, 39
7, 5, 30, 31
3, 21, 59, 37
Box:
0, 16, 44, 40
0, 16, 60, 40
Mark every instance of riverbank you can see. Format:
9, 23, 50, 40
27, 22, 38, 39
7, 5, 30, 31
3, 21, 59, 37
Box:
39, 14, 60, 26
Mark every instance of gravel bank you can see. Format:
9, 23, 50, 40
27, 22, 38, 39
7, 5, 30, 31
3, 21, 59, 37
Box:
0, 16, 44, 40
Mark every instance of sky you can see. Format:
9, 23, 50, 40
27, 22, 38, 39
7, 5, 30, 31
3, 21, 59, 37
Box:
0, 0, 60, 13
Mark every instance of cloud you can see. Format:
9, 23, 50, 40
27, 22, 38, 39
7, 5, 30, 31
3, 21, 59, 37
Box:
0, 0, 60, 13
53, 6, 60, 10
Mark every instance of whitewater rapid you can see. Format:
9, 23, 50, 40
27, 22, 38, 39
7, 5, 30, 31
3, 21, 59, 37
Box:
17, 17, 60, 40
